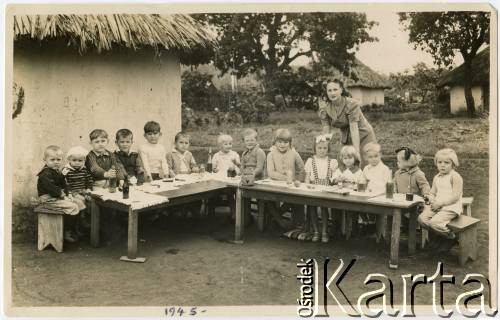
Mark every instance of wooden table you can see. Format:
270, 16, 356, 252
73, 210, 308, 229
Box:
234, 184, 422, 269
89, 180, 230, 262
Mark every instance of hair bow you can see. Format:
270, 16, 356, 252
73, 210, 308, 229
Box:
395, 147, 416, 160
315, 134, 333, 144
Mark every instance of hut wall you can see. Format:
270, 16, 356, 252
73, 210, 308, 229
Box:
349, 87, 385, 106
12, 44, 181, 207
450, 85, 483, 114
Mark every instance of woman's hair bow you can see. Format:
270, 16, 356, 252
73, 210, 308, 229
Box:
315, 133, 333, 144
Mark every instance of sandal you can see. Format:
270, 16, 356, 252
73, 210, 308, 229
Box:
322, 232, 329, 243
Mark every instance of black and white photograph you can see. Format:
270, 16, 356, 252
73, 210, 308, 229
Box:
3, 2, 498, 318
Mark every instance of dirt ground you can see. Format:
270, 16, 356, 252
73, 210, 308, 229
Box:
9, 157, 491, 310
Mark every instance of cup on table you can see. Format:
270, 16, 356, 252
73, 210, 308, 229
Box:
357, 182, 367, 192
285, 170, 293, 185
405, 193, 414, 201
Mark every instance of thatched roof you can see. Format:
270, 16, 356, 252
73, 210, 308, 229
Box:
437, 47, 489, 87
315, 59, 391, 89
13, 14, 217, 64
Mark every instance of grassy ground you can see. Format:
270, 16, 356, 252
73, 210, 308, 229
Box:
187, 110, 489, 158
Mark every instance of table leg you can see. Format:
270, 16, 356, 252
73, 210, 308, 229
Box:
90, 199, 100, 247
389, 208, 402, 269
234, 188, 244, 244
340, 211, 346, 236
376, 214, 386, 243
345, 212, 352, 240
120, 207, 146, 263
408, 208, 417, 255
257, 200, 265, 232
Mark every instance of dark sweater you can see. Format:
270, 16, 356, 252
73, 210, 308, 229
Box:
37, 166, 68, 198
114, 151, 145, 180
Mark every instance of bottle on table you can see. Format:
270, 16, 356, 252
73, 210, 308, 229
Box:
206, 147, 213, 173
357, 174, 367, 192
108, 165, 117, 193
122, 175, 130, 199
385, 170, 394, 199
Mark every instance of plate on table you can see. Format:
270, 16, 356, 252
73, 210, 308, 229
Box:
162, 178, 174, 182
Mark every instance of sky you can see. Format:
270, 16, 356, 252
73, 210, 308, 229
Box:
291, 11, 465, 75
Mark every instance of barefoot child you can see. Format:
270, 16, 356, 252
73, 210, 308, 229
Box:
418, 148, 463, 252
37, 146, 80, 242
304, 134, 338, 243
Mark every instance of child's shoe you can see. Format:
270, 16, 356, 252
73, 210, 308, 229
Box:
312, 232, 320, 242
321, 232, 329, 243
64, 231, 77, 243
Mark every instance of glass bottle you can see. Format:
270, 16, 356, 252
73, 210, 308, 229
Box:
122, 175, 130, 199
385, 170, 394, 199
206, 147, 213, 173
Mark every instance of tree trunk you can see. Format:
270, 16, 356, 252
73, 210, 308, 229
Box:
462, 59, 476, 118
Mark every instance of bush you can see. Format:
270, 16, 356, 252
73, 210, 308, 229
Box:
232, 92, 274, 123
181, 71, 223, 111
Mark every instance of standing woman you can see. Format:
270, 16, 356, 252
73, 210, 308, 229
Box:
318, 79, 376, 165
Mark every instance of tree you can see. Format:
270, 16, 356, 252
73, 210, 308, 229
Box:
399, 12, 490, 117
389, 63, 442, 102
193, 13, 376, 98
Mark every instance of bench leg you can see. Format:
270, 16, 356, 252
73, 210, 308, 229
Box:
234, 188, 244, 243
458, 227, 478, 266
389, 208, 402, 269
38, 213, 63, 253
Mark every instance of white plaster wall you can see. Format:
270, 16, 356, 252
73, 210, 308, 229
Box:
349, 87, 385, 105
450, 85, 483, 114
13, 44, 181, 206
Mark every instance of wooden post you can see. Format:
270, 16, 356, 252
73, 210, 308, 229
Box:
90, 199, 100, 248
389, 208, 402, 269
234, 188, 244, 243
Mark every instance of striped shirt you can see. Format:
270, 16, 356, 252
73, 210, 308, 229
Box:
63, 164, 93, 194
85, 149, 118, 180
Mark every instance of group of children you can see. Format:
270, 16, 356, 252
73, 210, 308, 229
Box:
37, 123, 463, 252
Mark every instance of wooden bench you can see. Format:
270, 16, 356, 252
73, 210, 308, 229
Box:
448, 215, 480, 266
35, 206, 64, 253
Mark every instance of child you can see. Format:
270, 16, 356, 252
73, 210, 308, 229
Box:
267, 129, 306, 231
62, 146, 93, 232
362, 142, 391, 194
166, 132, 199, 174
394, 147, 431, 197
418, 148, 463, 252
139, 121, 170, 181
114, 129, 145, 185
85, 129, 118, 188
332, 145, 363, 188
212, 134, 240, 176
240, 128, 267, 180
37, 145, 80, 242
304, 134, 338, 243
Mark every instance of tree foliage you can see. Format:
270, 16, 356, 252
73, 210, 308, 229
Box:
192, 13, 377, 92
389, 63, 443, 102
399, 12, 490, 117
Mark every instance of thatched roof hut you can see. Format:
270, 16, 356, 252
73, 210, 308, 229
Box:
13, 14, 217, 65
437, 47, 489, 87
436, 47, 489, 113
343, 59, 392, 89
11, 14, 215, 210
